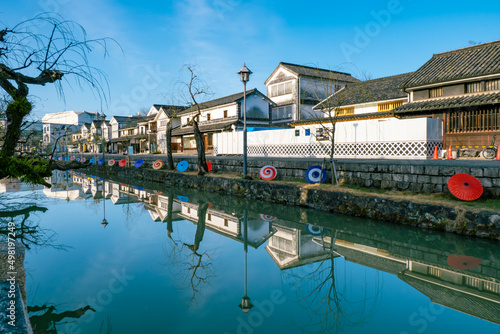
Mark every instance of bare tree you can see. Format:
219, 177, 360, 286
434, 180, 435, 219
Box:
0, 13, 117, 185
302, 68, 371, 184
179, 65, 210, 175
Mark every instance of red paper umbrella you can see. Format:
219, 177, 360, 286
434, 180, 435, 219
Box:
447, 173, 483, 201
118, 159, 127, 167
447, 254, 482, 270
108, 159, 116, 166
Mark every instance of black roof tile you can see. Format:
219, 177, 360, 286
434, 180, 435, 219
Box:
400, 40, 500, 89
314, 73, 412, 110
393, 91, 500, 113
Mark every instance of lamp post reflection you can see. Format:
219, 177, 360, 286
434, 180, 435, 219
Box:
239, 209, 253, 313
101, 178, 108, 228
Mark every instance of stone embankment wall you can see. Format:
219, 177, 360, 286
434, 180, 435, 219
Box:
120, 156, 500, 198
91, 165, 500, 241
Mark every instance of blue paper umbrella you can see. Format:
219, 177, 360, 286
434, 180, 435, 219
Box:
134, 159, 144, 168
97, 158, 104, 165
305, 165, 327, 184
176, 160, 189, 172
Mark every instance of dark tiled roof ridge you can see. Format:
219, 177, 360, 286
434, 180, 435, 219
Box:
280, 62, 353, 77
363, 71, 415, 83
433, 39, 500, 56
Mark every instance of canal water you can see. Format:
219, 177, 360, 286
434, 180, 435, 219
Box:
2, 170, 500, 334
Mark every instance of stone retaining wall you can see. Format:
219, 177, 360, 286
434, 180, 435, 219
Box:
118, 156, 500, 198
90, 165, 500, 241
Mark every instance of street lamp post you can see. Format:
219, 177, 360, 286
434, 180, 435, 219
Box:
238, 64, 252, 178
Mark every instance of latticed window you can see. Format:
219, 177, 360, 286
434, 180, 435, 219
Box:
335, 107, 354, 116
378, 100, 404, 112
466, 81, 482, 93
429, 87, 443, 98
483, 281, 500, 294
446, 107, 500, 133
486, 79, 500, 91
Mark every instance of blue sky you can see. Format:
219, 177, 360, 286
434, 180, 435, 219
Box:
3, 0, 500, 119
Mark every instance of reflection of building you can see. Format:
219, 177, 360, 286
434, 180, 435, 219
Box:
399, 262, 500, 325
266, 224, 338, 270
43, 171, 85, 201
178, 202, 276, 248
0, 178, 42, 193
145, 194, 182, 222
327, 229, 500, 326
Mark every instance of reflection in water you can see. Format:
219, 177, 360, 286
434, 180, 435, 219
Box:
1, 170, 499, 333
28, 304, 95, 334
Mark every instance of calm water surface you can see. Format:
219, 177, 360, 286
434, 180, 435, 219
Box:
1, 171, 500, 334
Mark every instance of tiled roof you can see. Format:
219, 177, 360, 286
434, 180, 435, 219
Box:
399, 272, 500, 325
400, 40, 500, 89
179, 89, 272, 114
171, 120, 240, 135
314, 73, 412, 110
292, 111, 394, 126
393, 91, 500, 114
159, 105, 187, 117
279, 62, 360, 83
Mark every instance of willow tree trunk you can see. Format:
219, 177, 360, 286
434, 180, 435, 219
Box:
0, 95, 31, 160
193, 120, 208, 175
166, 122, 174, 170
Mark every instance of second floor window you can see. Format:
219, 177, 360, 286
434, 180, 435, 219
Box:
377, 101, 404, 112
466, 81, 482, 93
207, 113, 211, 121
270, 81, 293, 97
223, 110, 228, 118
486, 79, 500, 91
429, 87, 443, 98
335, 107, 354, 116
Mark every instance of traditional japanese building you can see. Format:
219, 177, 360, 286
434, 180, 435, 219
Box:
394, 40, 500, 154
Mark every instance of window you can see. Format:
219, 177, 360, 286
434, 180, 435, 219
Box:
270, 81, 293, 97
272, 105, 293, 120
446, 106, 500, 133
207, 113, 211, 121
316, 128, 329, 141
224, 219, 228, 227
187, 207, 191, 214
186, 117, 190, 124
295, 129, 300, 136
160, 120, 168, 127
335, 107, 354, 116
429, 87, 443, 98
223, 110, 228, 118
207, 213, 211, 221
466, 81, 482, 93
305, 129, 310, 136
377, 101, 404, 112
486, 79, 500, 91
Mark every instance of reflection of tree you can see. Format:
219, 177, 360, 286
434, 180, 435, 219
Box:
283, 236, 381, 333
28, 304, 95, 334
0, 201, 64, 250
166, 202, 214, 304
